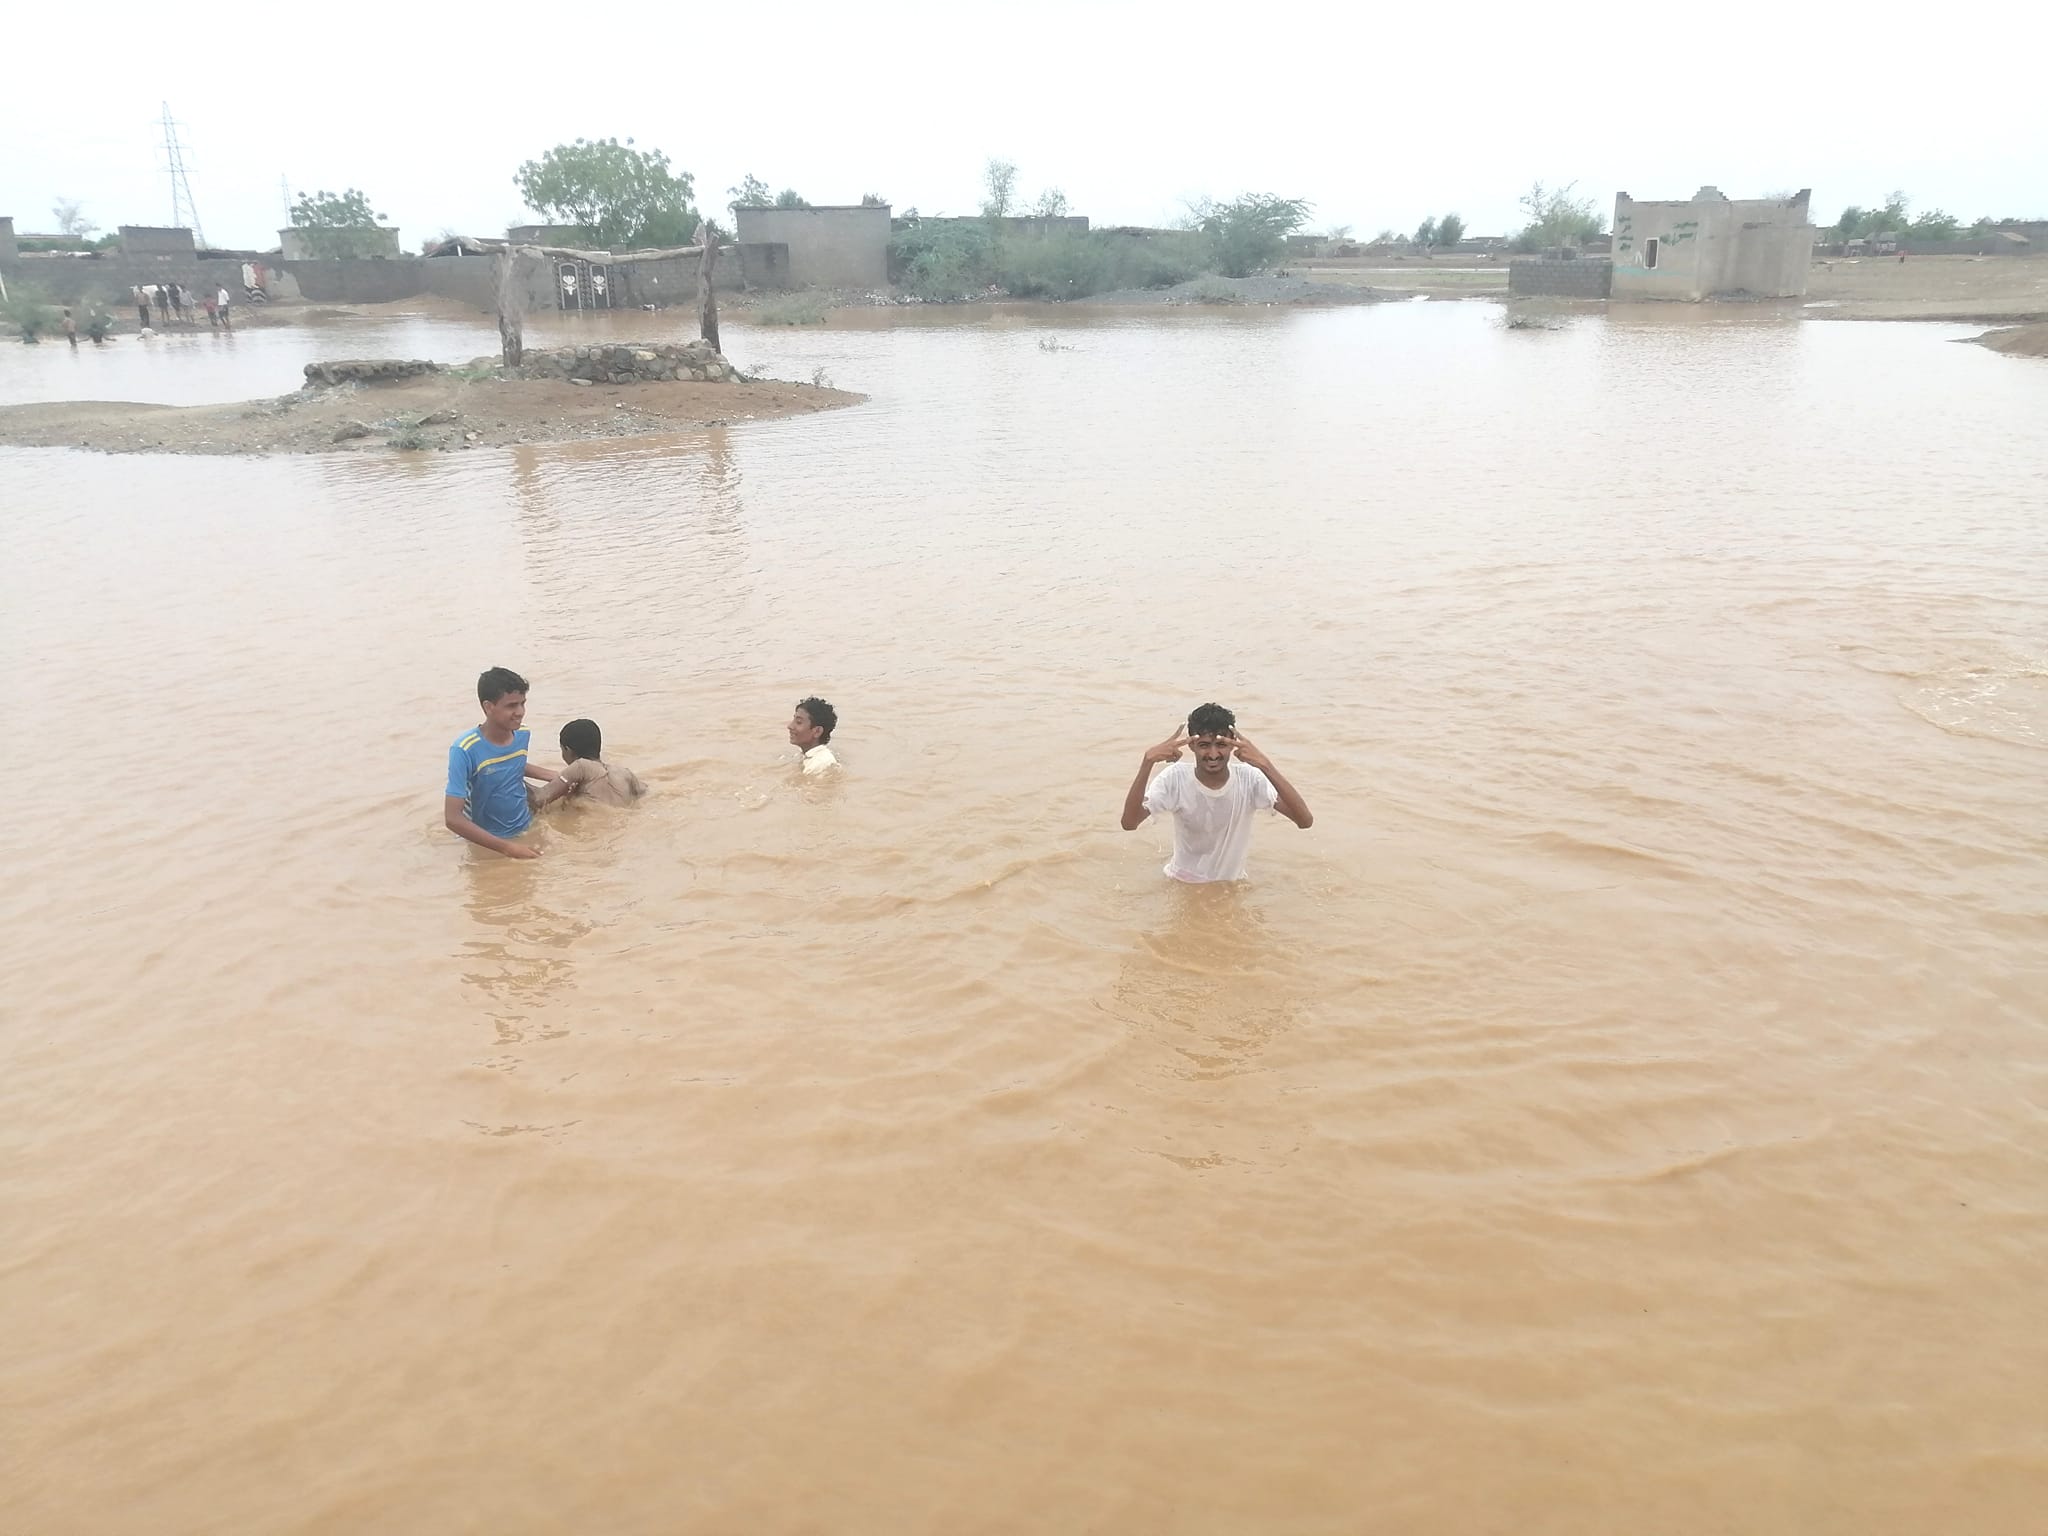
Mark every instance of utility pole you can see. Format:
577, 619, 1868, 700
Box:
158, 102, 206, 246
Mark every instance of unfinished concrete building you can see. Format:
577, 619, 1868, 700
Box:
1611, 188, 1814, 301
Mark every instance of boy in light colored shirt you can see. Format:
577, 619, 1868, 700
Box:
534, 718, 647, 809
1119, 702, 1312, 882
788, 696, 839, 774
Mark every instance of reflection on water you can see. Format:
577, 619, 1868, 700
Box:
4, 301, 2047, 1535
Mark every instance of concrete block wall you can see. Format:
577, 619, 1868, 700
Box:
733, 205, 890, 289
1508, 257, 1612, 298
118, 226, 198, 258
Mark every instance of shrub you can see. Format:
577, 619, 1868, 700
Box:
3, 288, 60, 342
889, 222, 995, 300
753, 293, 830, 325
1184, 194, 1314, 277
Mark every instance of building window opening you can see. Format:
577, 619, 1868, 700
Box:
1644, 237, 1659, 270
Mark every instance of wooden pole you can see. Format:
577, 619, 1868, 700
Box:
695, 221, 722, 356
495, 248, 525, 368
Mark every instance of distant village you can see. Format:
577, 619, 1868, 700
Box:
4, 188, 2044, 326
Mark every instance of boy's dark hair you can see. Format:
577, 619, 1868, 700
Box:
1188, 702, 1237, 737
798, 696, 837, 743
559, 718, 602, 761
477, 666, 529, 703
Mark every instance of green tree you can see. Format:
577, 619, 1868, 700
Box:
860, 192, 889, 207
1185, 193, 1314, 277
515, 137, 698, 250
1033, 188, 1070, 218
1414, 216, 1438, 246
727, 173, 772, 214
1435, 212, 1466, 247
289, 187, 392, 257
981, 158, 1018, 219
774, 188, 810, 209
1513, 181, 1602, 252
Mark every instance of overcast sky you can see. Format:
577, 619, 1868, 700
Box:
7, 2, 2044, 250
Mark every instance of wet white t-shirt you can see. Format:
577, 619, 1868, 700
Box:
1142, 760, 1278, 882
801, 743, 838, 775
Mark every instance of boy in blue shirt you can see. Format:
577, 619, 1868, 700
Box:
444, 667, 558, 859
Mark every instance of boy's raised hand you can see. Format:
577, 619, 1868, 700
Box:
1231, 733, 1275, 772
1144, 725, 1190, 764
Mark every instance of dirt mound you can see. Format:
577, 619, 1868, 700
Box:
0, 371, 861, 456
1968, 322, 2048, 358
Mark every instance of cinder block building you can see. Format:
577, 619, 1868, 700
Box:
732, 204, 890, 289
1611, 188, 1813, 301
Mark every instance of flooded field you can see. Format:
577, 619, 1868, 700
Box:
3, 300, 2045, 1535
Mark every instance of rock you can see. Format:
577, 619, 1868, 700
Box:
570, 378, 592, 387
332, 420, 372, 442
632, 350, 657, 364
418, 408, 460, 426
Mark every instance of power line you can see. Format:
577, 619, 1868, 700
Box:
156, 102, 206, 247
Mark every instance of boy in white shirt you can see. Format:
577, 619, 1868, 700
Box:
1119, 703, 1312, 882
788, 696, 839, 774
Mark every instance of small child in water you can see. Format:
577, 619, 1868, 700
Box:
534, 718, 647, 809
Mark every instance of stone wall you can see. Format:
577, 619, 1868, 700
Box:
511, 339, 736, 384
303, 359, 442, 387
1508, 257, 1613, 298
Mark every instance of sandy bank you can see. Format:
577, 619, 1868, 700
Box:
1804, 255, 2048, 322
1967, 322, 2048, 358
0, 371, 863, 456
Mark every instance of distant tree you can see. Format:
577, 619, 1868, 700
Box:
289, 187, 392, 257
727, 173, 772, 214
52, 198, 98, 240
1326, 224, 1354, 240
1435, 212, 1466, 247
1909, 208, 1961, 240
860, 192, 889, 207
1513, 181, 1603, 252
1833, 192, 1912, 242
773, 188, 810, 209
1033, 188, 1070, 218
514, 137, 698, 250
1370, 227, 1402, 245
1414, 216, 1438, 246
1184, 193, 1314, 277
981, 158, 1018, 219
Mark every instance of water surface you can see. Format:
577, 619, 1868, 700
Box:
3, 302, 2044, 1535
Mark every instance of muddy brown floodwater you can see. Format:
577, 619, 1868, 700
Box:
3, 301, 2046, 1536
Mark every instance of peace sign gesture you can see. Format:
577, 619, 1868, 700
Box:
1143, 724, 1190, 764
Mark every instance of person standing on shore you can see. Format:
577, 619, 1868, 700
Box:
203, 289, 218, 328
61, 307, 77, 348
135, 288, 153, 333
216, 285, 232, 332
1119, 703, 1313, 882
153, 285, 170, 326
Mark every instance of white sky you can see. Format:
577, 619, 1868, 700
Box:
6, 1, 2044, 250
